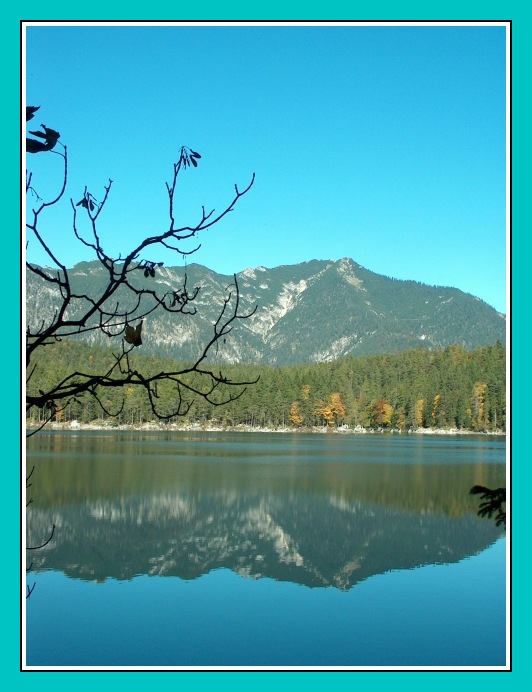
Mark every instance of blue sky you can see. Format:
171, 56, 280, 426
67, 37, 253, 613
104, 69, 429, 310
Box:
24, 22, 508, 313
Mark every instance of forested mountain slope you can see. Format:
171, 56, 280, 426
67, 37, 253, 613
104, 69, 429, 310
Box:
26, 257, 506, 365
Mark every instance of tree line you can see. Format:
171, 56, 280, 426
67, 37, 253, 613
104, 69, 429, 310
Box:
26, 340, 506, 432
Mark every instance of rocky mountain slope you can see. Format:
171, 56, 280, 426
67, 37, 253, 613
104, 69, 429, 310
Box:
26, 257, 506, 365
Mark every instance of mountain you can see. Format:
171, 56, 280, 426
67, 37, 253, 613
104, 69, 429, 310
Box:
26, 257, 506, 365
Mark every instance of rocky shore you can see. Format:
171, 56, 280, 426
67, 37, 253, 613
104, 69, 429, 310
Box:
28, 419, 506, 436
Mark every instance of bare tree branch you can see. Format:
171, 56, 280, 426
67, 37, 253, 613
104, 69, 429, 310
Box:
26, 113, 258, 427
25, 113, 259, 599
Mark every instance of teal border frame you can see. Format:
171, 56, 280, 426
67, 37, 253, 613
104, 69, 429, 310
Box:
11, 3, 525, 687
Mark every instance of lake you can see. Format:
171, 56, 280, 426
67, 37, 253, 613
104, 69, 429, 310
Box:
24, 430, 508, 669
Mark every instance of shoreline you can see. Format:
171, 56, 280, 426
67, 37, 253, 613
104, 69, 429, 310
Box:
28, 420, 506, 436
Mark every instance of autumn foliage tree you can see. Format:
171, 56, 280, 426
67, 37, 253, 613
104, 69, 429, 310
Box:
289, 402, 304, 427
371, 398, 393, 428
431, 394, 442, 425
414, 398, 425, 428
471, 382, 488, 430
314, 392, 347, 427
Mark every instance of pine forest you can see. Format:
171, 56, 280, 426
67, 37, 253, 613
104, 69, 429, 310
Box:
27, 340, 506, 433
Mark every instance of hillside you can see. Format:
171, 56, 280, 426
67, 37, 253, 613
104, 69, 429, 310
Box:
26, 257, 506, 365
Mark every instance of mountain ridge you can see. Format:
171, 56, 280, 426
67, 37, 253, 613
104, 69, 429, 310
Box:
26, 257, 506, 365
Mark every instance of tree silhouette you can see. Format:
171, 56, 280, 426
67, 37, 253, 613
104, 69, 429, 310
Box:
25, 107, 258, 433
470, 485, 506, 527
26, 124, 61, 153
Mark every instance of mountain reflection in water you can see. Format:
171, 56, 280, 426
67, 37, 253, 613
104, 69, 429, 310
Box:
26, 431, 505, 590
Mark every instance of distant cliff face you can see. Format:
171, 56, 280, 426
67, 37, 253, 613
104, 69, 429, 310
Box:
26, 257, 506, 365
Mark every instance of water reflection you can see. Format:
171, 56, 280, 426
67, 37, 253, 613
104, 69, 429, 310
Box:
27, 431, 505, 590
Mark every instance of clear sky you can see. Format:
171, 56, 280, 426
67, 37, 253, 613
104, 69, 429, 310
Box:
24, 22, 508, 313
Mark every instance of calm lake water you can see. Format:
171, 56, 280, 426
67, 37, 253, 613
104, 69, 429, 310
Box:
25, 430, 507, 669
